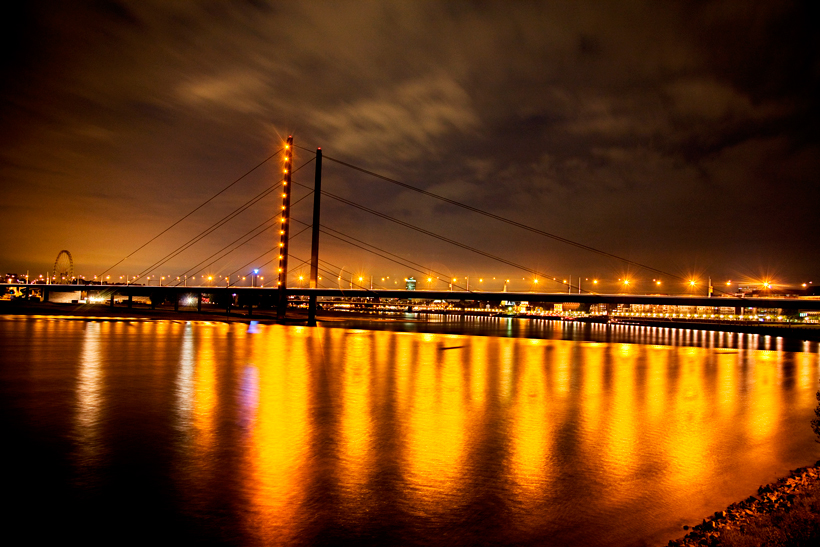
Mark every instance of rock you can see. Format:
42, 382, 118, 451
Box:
683, 525, 689, 530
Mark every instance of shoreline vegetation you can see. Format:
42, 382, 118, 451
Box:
667, 462, 820, 546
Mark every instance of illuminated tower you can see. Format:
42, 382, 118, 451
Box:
277, 136, 293, 318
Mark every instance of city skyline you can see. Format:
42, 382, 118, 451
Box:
2, 1, 818, 285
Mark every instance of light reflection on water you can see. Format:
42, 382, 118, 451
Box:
1, 316, 819, 546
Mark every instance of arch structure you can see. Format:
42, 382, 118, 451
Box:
53, 250, 74, 284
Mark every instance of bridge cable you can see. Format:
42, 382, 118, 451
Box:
172, 218, 278, 285
99, 147, 284, 277
287, 217, 467, 290
173, 192, 314, 286
136, 183, 280, 279
292, 181, 576, 292
297, 146, 692, 286
138, 157, 315, 280
225, 224, 313, 286
319, 224, 456, 283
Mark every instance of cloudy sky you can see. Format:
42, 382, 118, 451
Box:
1, 1, 817, 292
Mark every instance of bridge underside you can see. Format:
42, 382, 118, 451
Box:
5, 284, 820, 311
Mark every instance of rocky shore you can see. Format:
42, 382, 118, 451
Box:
668, 462, 820, 546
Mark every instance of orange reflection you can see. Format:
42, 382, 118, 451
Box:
338, 331, 374, 515
551, 342, 572, 397
509, 339, 553, 527
75, 321, 104, 466
175, 322, 195, 428
601, 344, 639, 490
714, 350, 738, 421
579, 341, 606, 442
665, 347, 710, 486
244, 325, 310, 545
404, 334, 468, 513
192, 324, 218, 461
469, 335, 489, 404
745, 350, 781, 447
645, 346, 670, 423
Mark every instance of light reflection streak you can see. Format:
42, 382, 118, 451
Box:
746, 350, 780, 447
668, 347, 710, 486
645, 346, 669, 423
601, 344, 638, 490
175, 322, 195, 431
552, 342, 571, 396
404, 335, 467, 513
75, 321, 104, 465
579, 342, 606, 442
244, 325, 310, 545
509, 340, 552, 528
338, 331, 374, 515
193, 324, 217, 462
469, 336, 489, 404
715, 351, 738, 421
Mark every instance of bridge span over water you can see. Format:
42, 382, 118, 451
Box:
6, 283, 820, 313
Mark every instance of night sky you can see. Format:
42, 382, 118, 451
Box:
2, 1, 817, 292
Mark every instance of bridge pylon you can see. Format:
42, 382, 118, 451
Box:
277, 136, 293, 319
307, 147, 322, 326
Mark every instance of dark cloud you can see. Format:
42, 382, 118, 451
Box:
1, 0, 817, 289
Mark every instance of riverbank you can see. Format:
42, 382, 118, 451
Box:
613, 317, 820, 341
668, 462, 820, 546
5, 301, 820, 348
0, 299, 409, 324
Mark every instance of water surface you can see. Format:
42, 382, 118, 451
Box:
1, 316, 818, 546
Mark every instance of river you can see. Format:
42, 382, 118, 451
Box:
1, 315, 818, 546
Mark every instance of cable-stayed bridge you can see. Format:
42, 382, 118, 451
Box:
9, 135, 820, 323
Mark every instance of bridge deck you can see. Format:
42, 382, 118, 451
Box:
4, 284, 820, 310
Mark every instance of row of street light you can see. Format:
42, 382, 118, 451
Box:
43, 269, 813, 293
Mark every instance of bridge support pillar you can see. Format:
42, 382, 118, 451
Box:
110, 292, 115, 308
277, 136, 294, 320
128, 294, 133, 309
197, 293, 202, 313
308, 147, 322, 327
174, 294, 179, 312
43, 288, 49, 303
